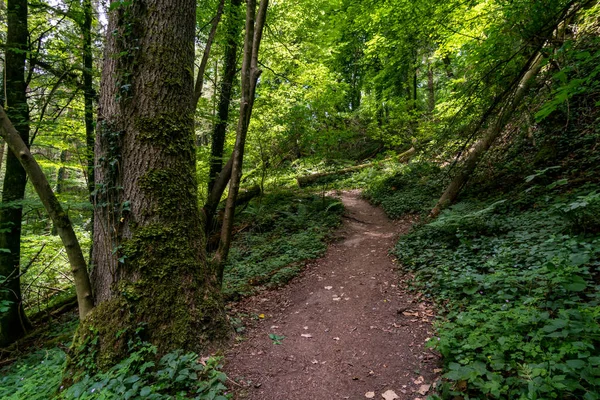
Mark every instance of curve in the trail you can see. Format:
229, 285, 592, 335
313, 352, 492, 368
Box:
225, 190, 439, 400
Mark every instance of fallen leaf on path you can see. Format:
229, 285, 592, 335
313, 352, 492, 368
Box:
325, 286, 333, 290
417, 384, 431, 395
311, 359, 319, 364
333, 337, 340, 341
413, 376, 424, 385
402, 311, 419, 317
258, 314, 265, 319
433, 368, 443, 373
381, 390, 399, 400
365, 392, 375, 398
301, 334, 313, 338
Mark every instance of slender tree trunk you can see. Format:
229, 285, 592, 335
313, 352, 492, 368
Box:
74, 0, 228, 371
0, 0, 31, 346
82, 0, 95, 267
427, 63, 434, 113
0, 106, 94, 321
204, 0, 243, 236
83, 0, 95, 201
213, 0, 268, 282
56, 150, 68, 195
193, 0, 226, 107
430, 52, 545, 217
0, 140, 5, 174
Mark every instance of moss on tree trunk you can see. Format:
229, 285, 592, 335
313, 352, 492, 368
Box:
67, 0, 230, 375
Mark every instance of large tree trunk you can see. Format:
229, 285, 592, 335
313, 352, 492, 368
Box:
204, 0, 243, 236
430, 52, 545, 217
0, 0, 31, 346
0, 106, 94, 320
213, 0, 268, 282
72, 0, 228, 371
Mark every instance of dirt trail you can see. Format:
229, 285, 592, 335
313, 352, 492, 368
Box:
225, 191, 439, 399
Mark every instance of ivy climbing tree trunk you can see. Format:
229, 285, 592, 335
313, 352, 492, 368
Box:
73, 0, 229, 370
0, 0, 31, 346
213, 0, 268, 282
204, 0, 243, 237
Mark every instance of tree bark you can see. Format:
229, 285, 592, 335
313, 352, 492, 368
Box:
213, 0, 268, 281
193, 0, 226, 107
0, 0, 31, 346
75, 0, 228, 370
430, 52, 545, 217
0, 106, 94, 321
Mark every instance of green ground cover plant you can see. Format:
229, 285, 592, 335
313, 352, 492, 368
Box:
388, 186, 600, 399
0, 321, 230, 400
223, 190, 343, 299
363, 161, 444, 218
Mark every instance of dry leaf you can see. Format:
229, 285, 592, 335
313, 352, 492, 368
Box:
301, 333, 313, 338
413, 376, 424, 385
311, 359, 319, 364
324, 286, 333, 290
258, 314, 265, 319
417, 384, 431, 395
333, 337, 340, 341
381, 390, 399, 400
365, 392, 375, 398
402, 311, 419, 317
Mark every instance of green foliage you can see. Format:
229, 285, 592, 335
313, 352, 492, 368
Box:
222, 190, 343, 299
0, 340, 230, 400
363, 162, 443, 218
393, 189, 600, 399
64, 342, 229, 400
268, 333, 285, 345
555, 190, 600, 234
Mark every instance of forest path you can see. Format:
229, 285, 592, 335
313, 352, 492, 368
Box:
224, 190, 439, 400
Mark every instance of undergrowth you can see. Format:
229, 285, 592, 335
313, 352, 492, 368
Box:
363, 161, 444, 218
390, 184, 600, 399
223, 190, 343, 299
0, 324, 230, 400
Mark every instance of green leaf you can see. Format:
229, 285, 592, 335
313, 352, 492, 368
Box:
564, 276, 587, 292
140, 386, 152, 396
